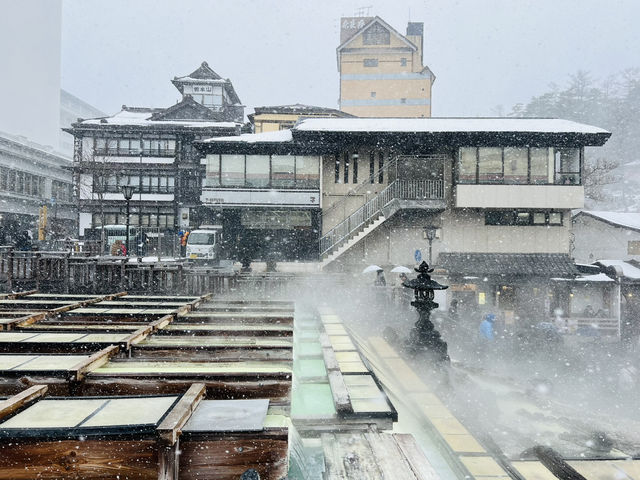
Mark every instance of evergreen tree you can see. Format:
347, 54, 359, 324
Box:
510, 69, 640, 209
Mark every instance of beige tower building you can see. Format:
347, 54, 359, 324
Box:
337, 16, 435, 117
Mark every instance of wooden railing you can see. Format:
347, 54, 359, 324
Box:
0, 249, 241, 296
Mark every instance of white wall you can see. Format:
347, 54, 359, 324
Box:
572, 214, 640, 263
333, 209, 571, 271
0, 0, 62, 149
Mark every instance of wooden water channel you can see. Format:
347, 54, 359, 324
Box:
0, 291, 437, 479
0, 292, 292, 479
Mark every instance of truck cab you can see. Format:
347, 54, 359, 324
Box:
186, 225, 222, 260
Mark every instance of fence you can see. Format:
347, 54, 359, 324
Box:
0, 248, 240, 296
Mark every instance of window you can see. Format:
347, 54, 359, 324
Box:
400, 58, 407, 67
457, 147, 580, 185
503, 148, 528, 184
532, 212, 547, 225
95, 138, 106, 154
555, 148, 581, 184
371, 92, 376, 98
205, 154, 220, 187
458, 148, 477, 183
548, 212, 563, 225
344, 153, 349, 183
369, 152, 375, 183
628, 241, 640, 255
400, 98, 407, 104
530, 148, 552, 184
295, 156, 320, 188
271, 155, 295, 188
335, 155, 340, 183
478, 148, 503, 183
246, 155, 271, 187
363, 58, 378, 67
362, 23, 390, 45
515, 212, 531, 225
378, 152, 384, 183
221, 154, 245, 186
352, 154, 358, 183
485, 210, 563, 226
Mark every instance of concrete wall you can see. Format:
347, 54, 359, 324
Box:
572, 214, 640, 263
321, 151, 391, 233
331, 208, 572, 272
0, 0, 62, 149
456, 185, 584, 209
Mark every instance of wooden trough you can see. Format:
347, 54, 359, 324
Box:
0, 295, 296, 478
0, 384, 289, 480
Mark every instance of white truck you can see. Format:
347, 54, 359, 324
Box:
185, 225, 223, 261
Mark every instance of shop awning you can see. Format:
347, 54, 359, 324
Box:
437, 253, 580, 277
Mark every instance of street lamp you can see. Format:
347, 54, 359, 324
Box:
424, 225, 438, 264
121, 185, 135, 256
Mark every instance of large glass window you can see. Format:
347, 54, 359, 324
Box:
530, 148, 552, 184
246, 155, 270, 187
457, 147, 581, 185
205, 154, 220, 187
272, 155, 295, 188
503, 148, 528, 184
458, 148, 477, 184
296, 156, 320, 188
221, 155, 245, 186
478, 148, 503, 183
555, 148, 581, 184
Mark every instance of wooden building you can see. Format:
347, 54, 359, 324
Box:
65, 62, 244, 243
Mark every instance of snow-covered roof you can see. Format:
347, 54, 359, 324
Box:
295, 117, 610, 134
202, 129, 293, 144
574, 273, 614, 282
552, 273, 614, 282
79, 109, 237, 129
575, 211, 640, 232
597, 260, 640, 279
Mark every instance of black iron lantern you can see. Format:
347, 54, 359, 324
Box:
402, 261, 450, 363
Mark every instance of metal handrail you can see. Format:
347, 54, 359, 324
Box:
320, 179, 444, 256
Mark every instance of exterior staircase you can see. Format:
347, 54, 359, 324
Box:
320, 179, 444, 268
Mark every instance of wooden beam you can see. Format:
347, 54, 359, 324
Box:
149, 314, 175, 332
121, 325, 153, 348
322, 345, 340, 372
6, 289, 38, 300
393, 434, 441, 480
71, 345, 120, 381
327, 370, 353, 414
157, 383, 206, 446
14, 292, 130, 329
0, 385, 48, 421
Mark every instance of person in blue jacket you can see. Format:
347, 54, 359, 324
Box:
479, 313, 496, 341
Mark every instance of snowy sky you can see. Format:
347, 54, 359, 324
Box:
61, 0, 640, 118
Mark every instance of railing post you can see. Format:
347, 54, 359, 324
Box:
64, 253, 70, 294
7, 248, 14, 292
34, 252, 41, 291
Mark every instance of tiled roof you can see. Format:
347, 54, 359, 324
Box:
438, 253, 579, 277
